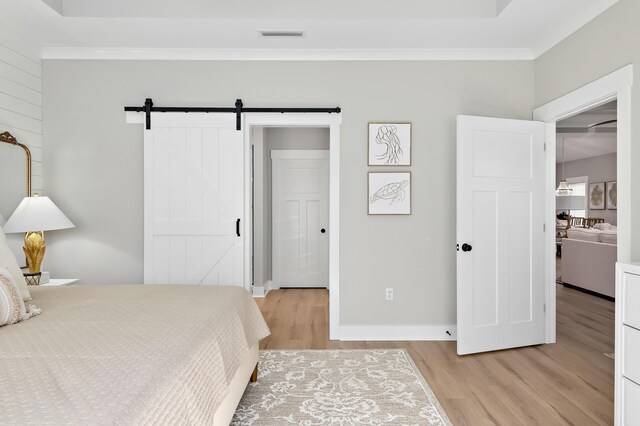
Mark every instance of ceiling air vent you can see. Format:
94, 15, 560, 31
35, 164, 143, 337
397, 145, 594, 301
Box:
259, 30, 305, 38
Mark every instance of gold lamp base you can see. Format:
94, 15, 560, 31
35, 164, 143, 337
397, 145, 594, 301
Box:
24, 231, 46, 274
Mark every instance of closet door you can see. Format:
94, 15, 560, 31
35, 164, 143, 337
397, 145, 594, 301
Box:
144, 113, 244, 286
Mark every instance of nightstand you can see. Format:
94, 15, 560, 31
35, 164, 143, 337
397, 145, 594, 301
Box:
39, 279, 79, 287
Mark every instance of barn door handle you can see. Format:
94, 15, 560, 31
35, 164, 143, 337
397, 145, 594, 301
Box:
461, 243, 472, 252
236, 219, 241, 237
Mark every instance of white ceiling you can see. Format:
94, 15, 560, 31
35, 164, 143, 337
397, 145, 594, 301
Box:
557, 134, 617, 163
0, 0, 620, 60
557, 101, 617, 163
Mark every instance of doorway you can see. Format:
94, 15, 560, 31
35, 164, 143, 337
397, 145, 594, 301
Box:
456, 66, 632, 354
555, 100, 617, 299
243, 113, 341, 339
533, 64, 632, 343
252, 127, 330, 291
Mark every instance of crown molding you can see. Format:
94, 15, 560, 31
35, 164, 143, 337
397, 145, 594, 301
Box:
42, 47, 534, 61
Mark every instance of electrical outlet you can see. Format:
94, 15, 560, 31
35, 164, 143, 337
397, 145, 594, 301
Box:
385, 288, 394, 301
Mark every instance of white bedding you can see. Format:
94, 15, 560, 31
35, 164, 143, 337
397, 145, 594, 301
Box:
600, 231, 618, 244
566, 227, 602, 242
0, 285, 270, 425
566, 226, 618, 244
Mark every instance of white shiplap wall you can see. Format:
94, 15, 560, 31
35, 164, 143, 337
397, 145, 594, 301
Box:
0, 41, 43, 195
0, 39, 42, 264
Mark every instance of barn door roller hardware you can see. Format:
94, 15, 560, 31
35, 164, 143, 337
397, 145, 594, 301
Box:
124, 98, 342, 131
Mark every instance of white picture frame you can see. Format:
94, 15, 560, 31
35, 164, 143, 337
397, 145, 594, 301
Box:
607, 181, 617, 210
588, 182, 606, 210
368, 172, 411, 215
368, 122, 412, 166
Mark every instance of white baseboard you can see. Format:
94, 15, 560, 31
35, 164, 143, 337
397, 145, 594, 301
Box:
252, 286, 267, 298
335, 325, 457, 341
252, 280, 273, 298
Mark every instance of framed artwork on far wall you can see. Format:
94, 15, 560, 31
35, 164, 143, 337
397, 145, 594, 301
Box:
607, 181, 617, 210
589, 182, 606, 210
368, 122, 411, 166
368, 172, 411, 215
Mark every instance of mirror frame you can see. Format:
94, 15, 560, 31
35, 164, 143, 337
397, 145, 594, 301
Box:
0, 131, 31, 197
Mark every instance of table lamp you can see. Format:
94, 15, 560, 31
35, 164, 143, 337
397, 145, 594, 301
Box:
2, 194, 75, 284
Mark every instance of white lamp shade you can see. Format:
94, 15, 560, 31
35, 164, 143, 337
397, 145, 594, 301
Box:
2, 196, 75, 233
556, 195, 585, 211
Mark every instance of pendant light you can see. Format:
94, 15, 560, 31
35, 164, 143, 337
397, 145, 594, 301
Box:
556, 137, 573, 196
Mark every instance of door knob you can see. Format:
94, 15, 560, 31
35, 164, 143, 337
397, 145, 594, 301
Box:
461, 243, 472, 252
321, 228, 326, 233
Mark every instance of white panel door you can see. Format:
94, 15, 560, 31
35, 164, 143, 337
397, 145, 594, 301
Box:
272, 150, 329, 288
144, 113, 244, 286
457, 115, 546, 355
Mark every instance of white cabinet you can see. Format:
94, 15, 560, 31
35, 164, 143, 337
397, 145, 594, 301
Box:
615, 263, 640, 425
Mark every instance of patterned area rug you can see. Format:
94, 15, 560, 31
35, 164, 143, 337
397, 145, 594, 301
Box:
232, 349, 452, 425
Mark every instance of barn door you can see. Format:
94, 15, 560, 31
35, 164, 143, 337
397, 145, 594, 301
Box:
144, 113, 244, 286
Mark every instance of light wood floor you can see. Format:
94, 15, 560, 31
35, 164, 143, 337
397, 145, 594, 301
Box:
255, 285, 614, 425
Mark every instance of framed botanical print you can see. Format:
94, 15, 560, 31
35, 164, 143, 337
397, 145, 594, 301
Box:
607, 181, 617, 210
368, 172, 411, 215
368, 122, 411, 166
589, 182, 606, 210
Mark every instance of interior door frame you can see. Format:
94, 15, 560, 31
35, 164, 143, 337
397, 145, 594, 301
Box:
533, 64, 633, 343
271, 149, 330, 289
243, 113, 342, 339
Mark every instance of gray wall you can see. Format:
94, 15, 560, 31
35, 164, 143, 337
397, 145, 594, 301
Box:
535, 0, 639, 257
557, 152, 617, 224
253, 127, 330, 288
42, 60, 535, 327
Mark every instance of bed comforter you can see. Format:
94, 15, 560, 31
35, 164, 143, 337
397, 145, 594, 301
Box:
0, 285, 270, 425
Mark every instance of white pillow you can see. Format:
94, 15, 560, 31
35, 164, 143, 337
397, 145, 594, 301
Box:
0, 266, 41, 327
0, 266, 26, 326
0, 226, 31, 301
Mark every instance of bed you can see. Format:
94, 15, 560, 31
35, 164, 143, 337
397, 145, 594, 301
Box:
0, 284, 270, 425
